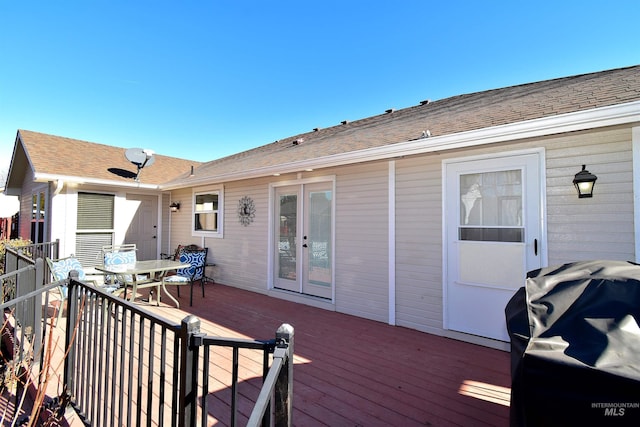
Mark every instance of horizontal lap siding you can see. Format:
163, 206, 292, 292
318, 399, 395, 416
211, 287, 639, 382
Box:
168, 182, 271, 294
395, 156, 444, 333
167, 187, 195, 248
211, 180, 271, 293
160, 193, 171, 255
166, 124, 635, 341
392, 125, 634, 337
335, 163, 389, 323
545, 126, 634, 264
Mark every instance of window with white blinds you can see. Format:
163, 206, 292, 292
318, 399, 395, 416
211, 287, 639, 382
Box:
77, 192, 114, 229
75, 192, 114, 267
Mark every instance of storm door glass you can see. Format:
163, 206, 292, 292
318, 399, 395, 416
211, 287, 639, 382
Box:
459, 170, 523, 243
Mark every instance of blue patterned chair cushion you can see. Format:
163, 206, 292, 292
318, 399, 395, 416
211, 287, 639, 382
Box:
104, 250, 138, 283
50, 257, 88, 281
177, 250, 207, 280
104, 251, 137, 265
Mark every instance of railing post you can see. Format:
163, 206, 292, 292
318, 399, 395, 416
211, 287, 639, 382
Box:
63, 270, 80, 403
179, 315, 202, 427
32, 259, 45, 374
274, 323, 294, 427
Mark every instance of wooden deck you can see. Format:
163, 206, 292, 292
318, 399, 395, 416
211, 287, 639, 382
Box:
145, 282, 512, 427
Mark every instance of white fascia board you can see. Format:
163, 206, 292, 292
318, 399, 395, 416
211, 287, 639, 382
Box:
162, 100, 640, 189
328, 100, 640, 164
34, 173, 160, 190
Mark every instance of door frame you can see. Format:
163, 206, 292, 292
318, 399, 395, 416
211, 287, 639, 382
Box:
442, 148, 547, 339
268, 175, 336, 301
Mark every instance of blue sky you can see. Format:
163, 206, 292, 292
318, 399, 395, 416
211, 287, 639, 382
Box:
1, 1, 639, 178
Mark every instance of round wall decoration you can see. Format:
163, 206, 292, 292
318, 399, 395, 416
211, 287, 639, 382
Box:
237, 196, 256, 226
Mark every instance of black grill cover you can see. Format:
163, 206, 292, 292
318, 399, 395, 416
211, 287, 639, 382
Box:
506, 260, 640, 426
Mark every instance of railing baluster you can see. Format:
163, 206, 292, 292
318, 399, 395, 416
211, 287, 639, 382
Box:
147, 322, 155, 427
231, 346, 239, 427
88, 292, 98, 424
127, 311, 136, 427
202, 346, 210, 427
136, 316, 146, 427
110, 300, 120, 425
172, 332, 180, 426
159, 327, 167, 426
262, 346, 271, 427
97, 294, 108, 427
118, 305, 129, 424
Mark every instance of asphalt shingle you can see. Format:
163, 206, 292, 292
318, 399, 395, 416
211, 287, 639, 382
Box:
17, 130, 200, 185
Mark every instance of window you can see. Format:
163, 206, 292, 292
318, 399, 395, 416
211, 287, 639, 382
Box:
76, 192, 115, 267
31, 190, 46, 243
193, 188, 223, 237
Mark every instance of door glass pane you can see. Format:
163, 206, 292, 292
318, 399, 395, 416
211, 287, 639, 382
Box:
307, 190, 332, 286
278, 194, 297, 280
459, 170, 524, 242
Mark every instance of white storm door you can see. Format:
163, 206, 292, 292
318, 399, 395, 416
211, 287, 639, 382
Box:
445, 152, 543, 341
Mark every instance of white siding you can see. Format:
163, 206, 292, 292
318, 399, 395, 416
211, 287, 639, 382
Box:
165, 124, 635, 345
169, 179, 272, 294
214, 180, 270, 293
395, 155, 443, 334
392, 125, 634, 339
334, 162, 389, 322
545, 126, 634, 264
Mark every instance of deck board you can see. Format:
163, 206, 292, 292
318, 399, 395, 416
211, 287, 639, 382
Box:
145, 283, 512, 426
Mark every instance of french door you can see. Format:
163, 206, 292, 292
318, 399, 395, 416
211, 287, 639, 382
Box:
273, 181, 333, 299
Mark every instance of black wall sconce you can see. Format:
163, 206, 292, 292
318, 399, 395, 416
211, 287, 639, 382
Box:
573, 165, 597, 198
170, 202, 181, 212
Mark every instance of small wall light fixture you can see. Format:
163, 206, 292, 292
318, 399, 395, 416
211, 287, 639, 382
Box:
170, 202, 181, 212
573, 165, 598, 198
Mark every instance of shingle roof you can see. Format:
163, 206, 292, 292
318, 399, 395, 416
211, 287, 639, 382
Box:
13, 65, 640, 190
17, 130, 199, 185
177, 65, 640, 185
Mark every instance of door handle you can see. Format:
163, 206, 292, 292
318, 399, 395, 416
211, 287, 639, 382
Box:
303, 243, 308, 248
534, 238, 538, 256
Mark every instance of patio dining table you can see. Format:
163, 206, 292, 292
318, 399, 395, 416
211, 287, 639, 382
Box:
96, 259, 190, 307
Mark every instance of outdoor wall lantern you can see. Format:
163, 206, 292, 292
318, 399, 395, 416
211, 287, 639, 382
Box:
170, 202, 181, 212
573, 165, 598, 198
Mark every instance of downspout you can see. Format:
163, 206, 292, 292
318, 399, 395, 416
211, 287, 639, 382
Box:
51, 180, 65, 252
53, 179, 64, 196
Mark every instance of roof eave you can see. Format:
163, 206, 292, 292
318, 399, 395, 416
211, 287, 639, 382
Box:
161, 100, 640, 190
34, 173, 161, 190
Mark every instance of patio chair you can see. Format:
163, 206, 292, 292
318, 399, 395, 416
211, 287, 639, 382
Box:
46, 256, 100, 325
102, 243, 155, 300
102, 244, 145, 284
162, 244, 216, 284
162, 247, 208, 307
